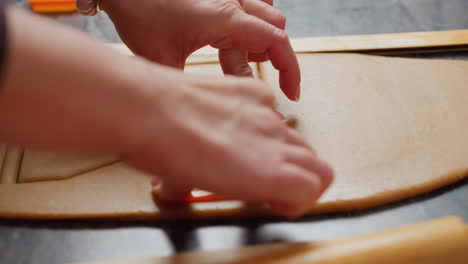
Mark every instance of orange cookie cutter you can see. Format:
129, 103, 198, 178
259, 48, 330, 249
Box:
27, 0, 77, 14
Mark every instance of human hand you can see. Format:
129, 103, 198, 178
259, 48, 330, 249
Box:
119, 65, 332, 217
101, 0, 301, 101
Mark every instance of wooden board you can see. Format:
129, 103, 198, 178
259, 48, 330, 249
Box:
291, 29, 468, 54
73, 217, 468, 264
109, 29, 468, 64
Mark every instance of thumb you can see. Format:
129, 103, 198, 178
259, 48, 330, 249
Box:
152, 181, 193, 201
219, 48, 254, 77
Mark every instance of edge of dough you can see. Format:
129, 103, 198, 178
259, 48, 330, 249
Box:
0, 163, 465, 220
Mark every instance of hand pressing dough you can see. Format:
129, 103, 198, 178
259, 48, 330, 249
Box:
0, 55, 468, 219
74, 217, 468, 264
19, 150, 118, 183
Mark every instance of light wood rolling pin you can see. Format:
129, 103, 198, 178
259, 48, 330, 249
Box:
76, 216, 468, 264
291, 29, 468, 54
108, 29, 468, 63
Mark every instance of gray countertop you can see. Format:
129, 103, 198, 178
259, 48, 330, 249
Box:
1, 1, 468, 264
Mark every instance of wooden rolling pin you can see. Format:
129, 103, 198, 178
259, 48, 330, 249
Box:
76, 216, 468, 264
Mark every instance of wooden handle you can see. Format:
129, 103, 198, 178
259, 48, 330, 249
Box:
75, 217, 468, 264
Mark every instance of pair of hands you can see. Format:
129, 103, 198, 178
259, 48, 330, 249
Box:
99, 0, 333, 217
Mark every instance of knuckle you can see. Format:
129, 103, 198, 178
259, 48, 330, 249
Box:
257, 110, 284, 133
273, 28, 289, 43
253, 80, 275, 104
237, 63, 254, 77
217, 0, 243, 17
260, 107, 281, 122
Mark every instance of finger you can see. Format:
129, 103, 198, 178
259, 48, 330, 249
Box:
240, 0, 286, 30
219, 48, 254, 77
258, 163, 323, 204
274, 110, 285, 120
155, 182, 193, 201
285, 146, 334, 188
282, 127, 312, 149
268, 201, 308, 218
248, 51, 270, 62
150, 176, 161, 186
258, 0, 274, 6
266, 164, 324, 217
227, 11, 301, 101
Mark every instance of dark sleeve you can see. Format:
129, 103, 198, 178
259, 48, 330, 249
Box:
0, 0, 7, 80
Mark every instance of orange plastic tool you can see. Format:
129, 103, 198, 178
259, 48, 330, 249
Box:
182, 193, 232, 203
154, 191, 233, 204
27, 0, 77, 14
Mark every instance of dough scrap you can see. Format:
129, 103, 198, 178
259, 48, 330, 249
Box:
0, 54, 467, 219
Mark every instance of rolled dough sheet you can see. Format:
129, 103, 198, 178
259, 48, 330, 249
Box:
261, 53, 468, 213
0, 54, 467, 219
18, 150, 118, 183
74, 217, 468, 264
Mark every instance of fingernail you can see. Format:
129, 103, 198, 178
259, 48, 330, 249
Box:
274, 110, 285, 120
295, 86, 301, 102
150, 176, 160, 186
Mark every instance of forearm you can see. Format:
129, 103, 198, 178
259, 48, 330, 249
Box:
0, 7, 154, 153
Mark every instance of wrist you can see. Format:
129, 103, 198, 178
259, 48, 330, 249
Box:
109, 58, 171, 156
